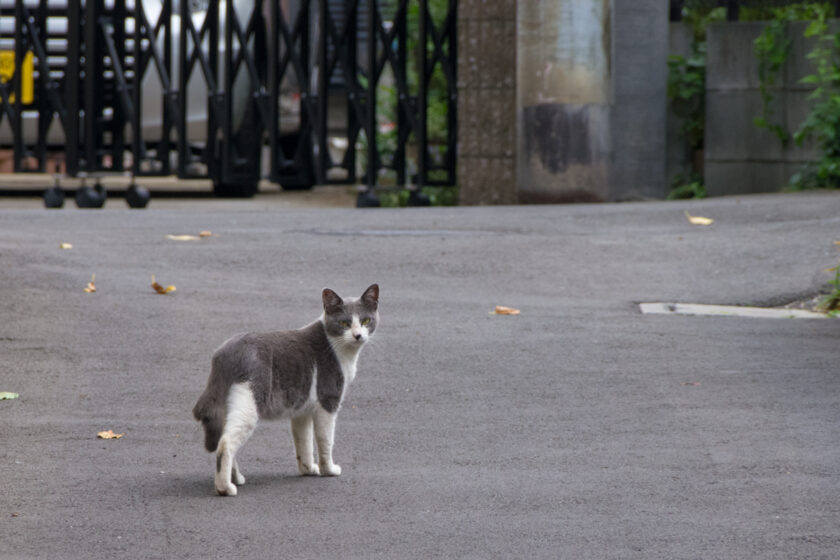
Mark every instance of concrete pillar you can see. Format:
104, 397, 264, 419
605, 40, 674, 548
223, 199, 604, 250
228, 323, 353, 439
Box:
457, 0, 518, 205
516, 0, 669, 202
518, 1, 612, 203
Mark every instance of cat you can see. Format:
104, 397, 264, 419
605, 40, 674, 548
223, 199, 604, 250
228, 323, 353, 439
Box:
192, 284, 379, 496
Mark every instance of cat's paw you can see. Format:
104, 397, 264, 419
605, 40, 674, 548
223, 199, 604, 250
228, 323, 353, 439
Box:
232, 471, 246, 486
215, 482, 237, 497
298, 462, 321, 476
319, 462, 341, 477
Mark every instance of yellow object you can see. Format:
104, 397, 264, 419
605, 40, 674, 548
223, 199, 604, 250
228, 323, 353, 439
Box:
494, 306, 521, 315
165, 234, 201, 241
83, 273, 96, 293
684, 211, 714, 226
151, 275, 176, 294
97, 430, 124, 439
0, 50, 35, 105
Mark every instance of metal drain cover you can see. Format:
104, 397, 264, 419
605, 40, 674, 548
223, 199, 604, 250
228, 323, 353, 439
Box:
639, 302, 828, 319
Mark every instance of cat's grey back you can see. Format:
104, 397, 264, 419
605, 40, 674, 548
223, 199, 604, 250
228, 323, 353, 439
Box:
210, 321, 343, 419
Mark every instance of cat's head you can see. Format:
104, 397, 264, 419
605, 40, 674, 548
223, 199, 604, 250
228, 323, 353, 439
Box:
322, 284, 379, 346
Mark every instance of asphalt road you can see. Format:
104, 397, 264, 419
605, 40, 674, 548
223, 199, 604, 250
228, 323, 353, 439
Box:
1, 191, 839, 559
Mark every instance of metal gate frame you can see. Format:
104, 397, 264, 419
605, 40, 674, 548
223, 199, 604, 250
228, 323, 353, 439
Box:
0, 0, 457, 206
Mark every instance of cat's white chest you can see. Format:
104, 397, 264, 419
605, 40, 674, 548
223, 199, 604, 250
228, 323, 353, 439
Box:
335, 348, 359, 384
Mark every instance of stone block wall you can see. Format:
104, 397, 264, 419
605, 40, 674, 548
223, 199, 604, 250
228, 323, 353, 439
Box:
704, 21, 821, 196
457, 0, 517, 205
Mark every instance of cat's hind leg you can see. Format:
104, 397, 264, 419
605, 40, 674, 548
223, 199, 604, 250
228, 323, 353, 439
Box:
291, 414, 320, 476
215, 383, 258, 496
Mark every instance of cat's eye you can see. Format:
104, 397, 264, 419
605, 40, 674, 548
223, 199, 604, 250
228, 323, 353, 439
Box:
361, 318, 371, 326
339, 320, 351, 327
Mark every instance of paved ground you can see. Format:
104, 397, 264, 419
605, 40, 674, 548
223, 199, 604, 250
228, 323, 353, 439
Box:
1, 190, 839, 559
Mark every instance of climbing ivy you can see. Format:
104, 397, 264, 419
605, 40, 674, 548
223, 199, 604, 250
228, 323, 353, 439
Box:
791, 6, 840, 189
753, 15, 792, 143
668, 43, 707, 152
752, 3, 840, 189
666, 6, 727, 199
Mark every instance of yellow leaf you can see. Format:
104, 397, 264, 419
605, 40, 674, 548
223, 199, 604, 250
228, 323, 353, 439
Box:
165, 234, 200, 241
97, 430, 123, 439
83, 273, 96, 293
59, 243, 73, 249
151, 275, 176, 294
494, 305, 520, 315
684, 210, 714, 226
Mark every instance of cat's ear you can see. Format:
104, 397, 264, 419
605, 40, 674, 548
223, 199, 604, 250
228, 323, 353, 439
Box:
322, 288, 344, 313
361, 284, 379, 310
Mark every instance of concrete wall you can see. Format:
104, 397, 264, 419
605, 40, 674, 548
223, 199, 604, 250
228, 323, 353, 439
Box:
516, 0, 668, 202
610, 1, 669, 200
457, 0, 517, 205
704, 22, 820, 196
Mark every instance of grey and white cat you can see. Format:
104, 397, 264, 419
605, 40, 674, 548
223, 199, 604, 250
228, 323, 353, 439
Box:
192, 284, 379, 496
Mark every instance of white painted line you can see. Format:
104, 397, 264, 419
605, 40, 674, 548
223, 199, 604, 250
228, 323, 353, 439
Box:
639, 302, 829, 319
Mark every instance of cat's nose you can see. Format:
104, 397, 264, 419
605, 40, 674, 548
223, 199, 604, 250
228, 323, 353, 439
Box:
354, 333, 362, 341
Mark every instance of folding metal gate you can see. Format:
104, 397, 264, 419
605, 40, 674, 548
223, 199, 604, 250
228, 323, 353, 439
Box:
0, 0, 457, 205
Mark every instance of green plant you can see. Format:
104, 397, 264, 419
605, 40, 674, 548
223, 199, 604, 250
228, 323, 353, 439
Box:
666, 6, 727, 198
791, 5, 840, 189
668, 43, 707, 151
817, 264, 840, 315
667, 171, 707, 200
750, 3, 840, 190
376, 185, 459, 208
753, 14, 792, 143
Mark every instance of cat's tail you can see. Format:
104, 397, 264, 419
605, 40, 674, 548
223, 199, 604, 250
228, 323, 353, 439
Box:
192, 390, 225, 453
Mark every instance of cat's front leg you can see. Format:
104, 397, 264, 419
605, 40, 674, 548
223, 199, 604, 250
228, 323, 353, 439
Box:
291, 414, 320, 476
314, 407, 341, 476
232, 458, 246, 486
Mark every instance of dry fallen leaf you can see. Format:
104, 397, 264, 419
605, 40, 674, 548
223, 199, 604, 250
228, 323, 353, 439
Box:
165, 234, 201, 241
97, 430, 124, 439
684, 211, 713, 226
59, 243, 73, 249
83, 273, 96, 293
494, 305, 521, 315
151, 275, 176, 294
199, 230, 213, 238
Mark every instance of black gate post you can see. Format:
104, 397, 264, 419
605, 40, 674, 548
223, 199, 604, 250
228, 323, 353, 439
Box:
355, 0, 380, 207
12, 0, 25, 171
417, 0, 428, 191
83, 0, 99, 171
66, 0, 81, 176
316, 0, 329, 185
